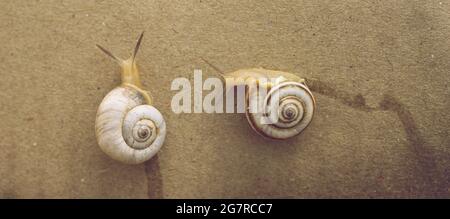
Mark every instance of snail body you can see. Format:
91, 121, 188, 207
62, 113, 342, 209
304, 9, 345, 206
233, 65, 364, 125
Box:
223, 68, 315, 140
95, 33, 166, 164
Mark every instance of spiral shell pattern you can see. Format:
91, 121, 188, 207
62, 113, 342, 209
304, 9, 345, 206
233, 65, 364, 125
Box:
95, 86, 166, 164
246, 81, 315, 140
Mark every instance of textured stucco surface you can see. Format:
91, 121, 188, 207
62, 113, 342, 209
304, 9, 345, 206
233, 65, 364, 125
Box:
0, 0, 449, 198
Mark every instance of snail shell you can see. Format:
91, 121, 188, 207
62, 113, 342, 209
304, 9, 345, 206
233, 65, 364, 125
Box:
223, 68, 315, 140
95, 85, 166, 164
95, 32, 166, 164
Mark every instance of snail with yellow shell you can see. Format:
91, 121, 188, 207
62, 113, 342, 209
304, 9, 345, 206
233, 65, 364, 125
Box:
95, 32, 166, 164
222, 68, 315, 140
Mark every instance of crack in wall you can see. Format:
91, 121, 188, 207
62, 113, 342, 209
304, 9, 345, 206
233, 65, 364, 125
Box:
307, 78, 448, 197
144, 154, 163, 198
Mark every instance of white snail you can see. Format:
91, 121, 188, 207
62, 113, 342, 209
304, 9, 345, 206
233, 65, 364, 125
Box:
222, 68, 315, 140
95, 32, 166, 164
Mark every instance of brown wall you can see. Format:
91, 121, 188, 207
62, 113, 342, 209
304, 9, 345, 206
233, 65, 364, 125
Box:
0, 0, 449, 198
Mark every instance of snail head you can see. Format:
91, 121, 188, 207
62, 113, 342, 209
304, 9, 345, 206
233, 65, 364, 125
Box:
96, 31, 145, 88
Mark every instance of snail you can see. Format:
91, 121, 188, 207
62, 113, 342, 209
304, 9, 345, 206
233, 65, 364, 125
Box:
222, 68, 315, 140
95, 32, 166, 164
